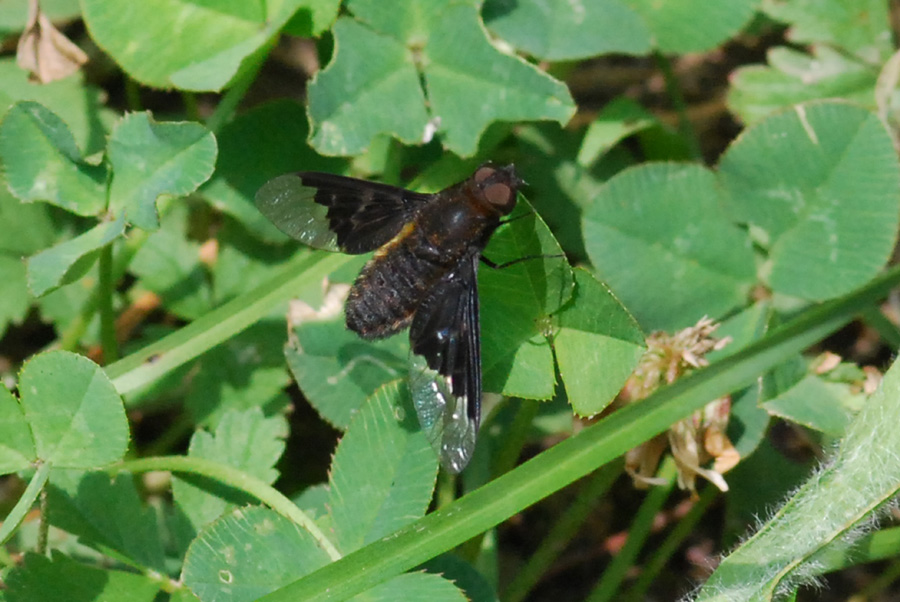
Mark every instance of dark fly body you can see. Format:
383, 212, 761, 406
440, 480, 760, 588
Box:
256, 164, 523, 472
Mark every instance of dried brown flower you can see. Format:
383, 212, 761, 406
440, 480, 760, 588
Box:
622, 317, 738, 495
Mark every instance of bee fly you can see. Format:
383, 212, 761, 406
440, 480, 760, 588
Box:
256, 164, 524, 473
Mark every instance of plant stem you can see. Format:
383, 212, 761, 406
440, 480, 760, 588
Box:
106, 251, 353, 396
58, 230, 147, 353
206, 51, 267, 133
0, 462, 52, 547
622, 484, 719, 602
37, 487, 48, 555
493, 398, 541, 477
654, 51, 702, 161
586, 457, 676, 602
111, 455, 342, 561
124, 77, 142, 111
458, 398, 541, 561
182, 92, 200, 122
98, 244, 119, 363
504, 461, 622, 602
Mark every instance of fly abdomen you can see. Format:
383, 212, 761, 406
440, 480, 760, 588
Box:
345, 233, 448, 339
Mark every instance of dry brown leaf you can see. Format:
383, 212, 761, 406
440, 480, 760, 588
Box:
16, 0, 88, 83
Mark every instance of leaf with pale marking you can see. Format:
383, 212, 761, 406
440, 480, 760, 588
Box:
328, 381, 438, 554
0, 101, 105, 215
718, 102, 900, 301
583, 162, 756, 331
80, 0, 339, 90
479, 197, 573, 400
18, 350, 128, 468
555, 269, 645, 417
182, 506, 332, 602
483, 0, 650, 60
307, 2, 574, 157
107, 112, 216, 231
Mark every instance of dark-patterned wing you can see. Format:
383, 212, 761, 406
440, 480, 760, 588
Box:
255, 172, 433, 254
408, 254, 482, 473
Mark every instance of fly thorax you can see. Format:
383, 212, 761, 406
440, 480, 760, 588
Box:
416, 199, 488, 258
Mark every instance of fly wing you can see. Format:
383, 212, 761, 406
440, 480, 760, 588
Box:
255, 172, 432, 254
408, 254, 482, 473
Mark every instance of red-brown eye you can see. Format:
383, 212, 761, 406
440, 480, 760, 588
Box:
474, 166, 496, 183
484, 182, 512, 207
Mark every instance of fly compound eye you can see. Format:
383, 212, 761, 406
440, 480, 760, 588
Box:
474, 165, 496, 183
484, 182, 514, 210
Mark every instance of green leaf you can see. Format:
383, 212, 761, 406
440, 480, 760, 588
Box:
26, 214, 126, 297
723, 439, 812, 545
728, 385, 771, 460
696, 350, 900, 599
718, 102, 900, 301
762, 0, 892, 61
0, 384, 35, 474
0, 189, 56, 333
620, 0, 757, 53
294, 483, 330, 517
345, 0, 444, 43
308, 17, 430, 156
36, 264, 100, 339
169, 590, 203, 602
184, 320, 292, 426
81, 0, 333, 90
555, 268, 645, 416
328, 381, 438, 554
182, 506, 332, 602
129, 203, 212, 320
308, 4, 575, 157
728, 45, 879, 125
576, 97, 658, 167
284, 0, 343, 37
483, 0, 651, 60
350, 572, 467, 601
762, 375, 857, 437
512, 123, 610, 260
708, 302, 771, 361
0, 58, 113, 154
0, 101, 106, 215
420, 554, 496, 602
18, 351, 128, 467
285, 277, 408, 430
107, 112, 217, 231
3, 552, 161, 602
211, 222, 299, 303
46, 470, 167, 572
193, 409, 288, 487
422, 3, 575, 156
0, 187, 56, 254
479, 198, 574, 399
0, 255, 29, 337
202, 99, 346, 243
583, 162, 756, 331
172, 408, 288, 534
